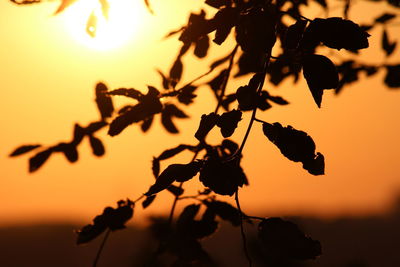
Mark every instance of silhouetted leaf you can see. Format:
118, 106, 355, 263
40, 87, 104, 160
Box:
167, 185, 184, 196
177, 85, 197, 105
86, 11, 97, 37
220, 139, 239, 156
142, 195, 156, 209
385, 65, 400, 88
205, 0, 230, 9
54, 0, 77, 14
86, 121, 107, 134
10, 144, 41, 157
303, 18, 369, 51
176, 204, 218, 239
76, 223, 106, 245
267, 94, 289, 105
54, 143, 78, 163
152, 157, 160, 178
72, 123, 85, 145
108, 88, 162, 136
77, 200, 134, 244
145, 161, 202, 195
89, 135, 105, 156
258, 217, 321, 260
382, 29, 397, 56
161, 104, 188, 134
140, 116, 153, 132
375, 13, 396, 23
204, 200, 241, 226
262, 122, 325, 175
170, 58, 183, 88
213, 7, 239, 45
302, 54, 338, 107
236, 85, 257, 111
235, 51, 264, 76
236, 6, 277, 53
156, 69, 170, 90
195, 113, 220, 141
158, 144, 193, 160
194, 35, 210, 58
313, 0, 327, 8
179, 10, 215, 44
221, 93, 237, 111
216, 109, 242, 137
284, 19, 307, 49
199, 157, 247, 196
108, 88, 143, 99
29, 148, 53, 172
95, 82, 114, 119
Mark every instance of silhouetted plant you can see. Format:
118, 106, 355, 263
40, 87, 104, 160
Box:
8, 0, 400, 266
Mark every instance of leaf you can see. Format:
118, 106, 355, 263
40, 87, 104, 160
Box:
235, 51, 265, 76
161, 109, 179, 133
236, 85, 257, 111
145, 162, 202, 195
207, 69, 228, 96
204, 200, 241, 226
177, 85, 197, 105
284, 19, 308, 49
142, 195, 156, 209
54, 143, 78, 163
54, 0, 78, 14
9, 144, 41, 157
107, 88, 143, 99
167, 185, 184, 196
176, 204, 218, 239
95, 82, 114, 119
86, 11, 97, 38
213, 7, 239, 45
143, 0, 153, 14
302, 54, 338, 108
98, 0, 109, 19
179, 10, 215, 44
89, 135, 105, 156
384, 65, 400, 88
152, 157, 160, 178
194, 112, 220, 141
72, 123, 85, 145
76, 200, 134, 244
382, 29, 397, 57
375, 13, 396, 24
304, 18, 370, 51
156, 69, 170, 90
216, 109, 242, 137
313, 0, 327, 8
29, 148, 53, 173
262, 122, 325, 175
169, 58, 183, 88
258, 217, 321, 260
194, 35, 210, 58
267, 94, 289, 105
235, 6, 277, 53
158, 144, 193, 160
205, 0, 230, 9
86, 121, 107, 134
108, 89, 162, 136
199, 157, 247, 196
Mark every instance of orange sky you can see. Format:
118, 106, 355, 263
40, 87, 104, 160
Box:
1, 0, 399, 226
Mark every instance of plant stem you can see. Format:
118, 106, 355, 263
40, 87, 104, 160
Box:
214, 44, 239, 113
92, 229, 111, 267
237, 56, 270, 156
235, 190, 252, 267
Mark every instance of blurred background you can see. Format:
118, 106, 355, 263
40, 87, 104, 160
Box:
0, 0, 400, 266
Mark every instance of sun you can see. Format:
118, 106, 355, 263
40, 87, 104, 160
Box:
63, 0, 145, 51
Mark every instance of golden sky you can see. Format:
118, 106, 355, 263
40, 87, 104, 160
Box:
1, 0, 399, 226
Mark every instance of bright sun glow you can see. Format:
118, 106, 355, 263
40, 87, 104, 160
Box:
63, 0, 144, 51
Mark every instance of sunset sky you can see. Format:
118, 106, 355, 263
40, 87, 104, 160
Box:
1, 0, 399, 226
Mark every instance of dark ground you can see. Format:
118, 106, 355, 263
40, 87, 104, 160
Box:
1, 206, 400, 267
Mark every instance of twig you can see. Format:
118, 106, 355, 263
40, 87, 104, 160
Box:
214, 44, 239, 113
235, 190, 252, 267
92, 229, 111, 267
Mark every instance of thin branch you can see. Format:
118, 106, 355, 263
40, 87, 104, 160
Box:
236, 55, 270, 156
214, 44, 239, 113
92, 229, 111, 267
235, 190, 252, 267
